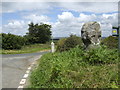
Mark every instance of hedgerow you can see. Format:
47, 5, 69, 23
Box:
56, 35, 83, 52
101, 36, 118, 49
2, 33, 26, 50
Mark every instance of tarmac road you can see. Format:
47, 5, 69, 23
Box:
1, 51, 49, 88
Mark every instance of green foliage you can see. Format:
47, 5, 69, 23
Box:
101, 36, 118, 49
26, 22, 52, 44
29, 46, 118, 88
56, 35, 83, 52
56, 38, 67, 52
83, 46, 118, 65
2, 33, 26, 50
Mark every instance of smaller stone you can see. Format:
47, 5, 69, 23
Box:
19, 79, 26, 85
51, 42, 55, 53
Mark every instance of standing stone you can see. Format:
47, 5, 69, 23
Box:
81, 22, 101, 49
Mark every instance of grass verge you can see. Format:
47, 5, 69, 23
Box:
1, 44, 50, 54
29, 46, 118, 88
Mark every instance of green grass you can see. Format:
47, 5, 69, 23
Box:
1, 44, 51, 54
29, 46, 119, 88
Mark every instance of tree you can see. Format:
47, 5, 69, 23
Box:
27, 22, 52, 44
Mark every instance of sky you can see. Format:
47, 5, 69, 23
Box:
1, 0, 119, 37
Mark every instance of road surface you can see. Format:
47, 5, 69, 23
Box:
1, 51, 49, 88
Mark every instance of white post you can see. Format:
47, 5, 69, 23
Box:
51, 42, 55, 53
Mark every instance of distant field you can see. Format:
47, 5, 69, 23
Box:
1, 44, 51, 54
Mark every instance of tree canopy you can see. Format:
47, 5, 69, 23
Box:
26, 22, 52, 44
1, 22, 52, 50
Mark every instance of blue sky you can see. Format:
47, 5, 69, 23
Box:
1, 1, 119, 37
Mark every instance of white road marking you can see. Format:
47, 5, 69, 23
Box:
28, 67, 31, 70
32, 62, 35, 65
20, 79, 26, 85
18, 85, 23, 88
17, 55, 43, 89
23, 74, 29, 78
26, 70, 30, 74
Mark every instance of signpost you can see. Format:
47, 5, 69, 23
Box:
112, 27, 119, 36
112, 26, 120, 55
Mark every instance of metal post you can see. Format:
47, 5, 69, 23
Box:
118, 1, 120, 88
118, 26, 120, 56
112, 27, 120, 53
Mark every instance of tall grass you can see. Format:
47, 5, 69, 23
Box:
29, 46, 118, 88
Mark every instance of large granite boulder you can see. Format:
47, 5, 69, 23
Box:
81, 22, 101, 49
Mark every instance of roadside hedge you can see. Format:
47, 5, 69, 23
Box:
56, 35, 83, 52
101, 36, 118, 49
2, 33, 26, 50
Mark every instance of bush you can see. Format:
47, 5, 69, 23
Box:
101, 36, 118, 49
2, 33, 26, 50
29, 46, 118, 88
56, 38, 67, 52
56, 35, 83, 52
83, 46, 118, 65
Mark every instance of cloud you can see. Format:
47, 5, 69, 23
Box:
52, 12, 118, 37
101, 13, 118, 26
3, 11, 117, 37
5, 20, 25, 29
2, 0, 120, 2
52, 12, 83, 37
56, 2, 118, 13
78, 13, 97, 22
101, 23, 113, 37
3, 20, 28, 35
2, 14, 52, 36
58, 12, 75, 22
2, 2, 52, 13
2, 2, 118, 14
24, 14, 50, 24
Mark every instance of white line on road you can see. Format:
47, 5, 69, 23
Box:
26, 70, 30, 74
18, 55, 42, 88
23, 74, 29, 78
18, 85, 23, 88
27, 67, 31, 70
20, 79, 26, 85
32, 62, 35, 64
